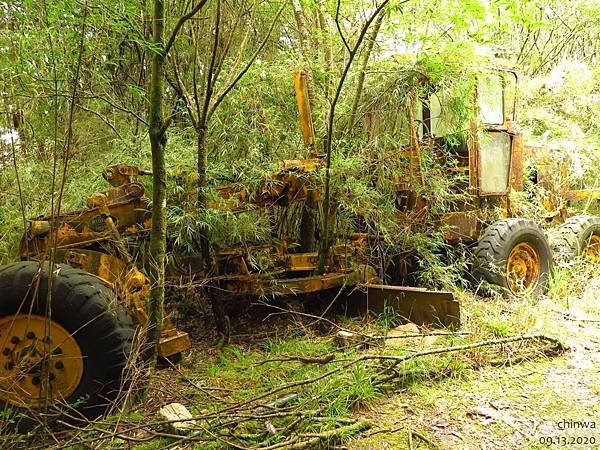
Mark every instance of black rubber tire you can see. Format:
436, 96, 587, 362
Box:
552, 215, 600, 260
0, 261, 135, 429
473, 218, 553, 296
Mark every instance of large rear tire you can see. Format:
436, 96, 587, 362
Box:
552, 215, 600, 262
0, 261, 135, 429
474, 219, 552, 296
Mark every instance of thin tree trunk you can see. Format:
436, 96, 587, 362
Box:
196, 0, 220, 271
197, 123, 229, 335
196, 125, 211, 269
316, 0, 393, 274
196, 0, 231, 339
147, 0, 166, 361
348, 12, 384, 130
317, 0, 334, 103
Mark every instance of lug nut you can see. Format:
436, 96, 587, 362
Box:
10, 336, 20, 345
31, 377, 41, 385
54, 361, 64, 370
26, 331, 36, 340
2, 348, 10, 356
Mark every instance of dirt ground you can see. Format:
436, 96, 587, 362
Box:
349, 276, 600, 450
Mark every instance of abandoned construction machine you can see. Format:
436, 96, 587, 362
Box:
0, 73, 459, 425
385, 67, 600, 294
0, 66, 598, 426
0, 165, 458, 425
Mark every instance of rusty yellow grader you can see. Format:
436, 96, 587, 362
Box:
0, 67, 598, 426
382, 67, 599, 295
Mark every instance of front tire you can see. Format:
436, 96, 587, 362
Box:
474, 219, 552, 296
0, 261, 135, 429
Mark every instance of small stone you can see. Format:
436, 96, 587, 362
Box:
385, 322, 420, 348
158, 403, 196, 434
265, 421, 277, 434
335, 330, 356, 347
335, 330, 375, 349
392, 323, 420, 334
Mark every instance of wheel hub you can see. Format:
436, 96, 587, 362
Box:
0, 314, 83, 409
583, 235, 600, 262
506, 242, 541, 294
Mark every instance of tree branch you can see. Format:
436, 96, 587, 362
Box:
199, 0, 221, 128
163, 0, 210, 56
206, 0, 287, 123
317, 0, 408, 273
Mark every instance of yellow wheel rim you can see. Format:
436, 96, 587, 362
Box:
0, 314, 83, 409
583, 235, 600, 262
506, 242, 541, 294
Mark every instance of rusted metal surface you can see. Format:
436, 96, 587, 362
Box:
168, 236, 374, 297
158, 329, 192, 358
506, 242, 541, 294
293, 71, 317, 157
20, 160, 396, 357
0, 314, 84, 408
347, 284, 460, 329
566, 189, 600, 202
393, 69, 524, 240
439, 211, 480, 243
523, 144, 599, 216
20, 195, 151, 257
20, 174, 190, 358
16, 68, 475, 369
584, 235, 600, 262
509, 133, 524, 193
210, 159, 323, 212
49, 248, 189, 357
219, 271, 359, 296
102, 164, 152, 187
468, 123, 479, 195
391, 69, 525, 233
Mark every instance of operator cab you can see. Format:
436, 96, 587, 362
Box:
417, 68, 521, 197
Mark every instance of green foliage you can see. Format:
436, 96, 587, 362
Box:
520, 61, 600, 188
483, 318, 514, 337
131, 438, 173, 450
0, 0, 597, 290
373, 303, 402, 330
1, 2, 599, 447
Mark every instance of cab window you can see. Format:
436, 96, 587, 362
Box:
478, 73, 504, 125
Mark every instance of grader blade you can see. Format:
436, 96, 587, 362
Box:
350, 284, 460, 329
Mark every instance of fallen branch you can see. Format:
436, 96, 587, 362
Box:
563, 314, 600, 323
255, 394, 299, 413
374, 331, 473, 340
225, 333, 568, 415
255, 354, 336, 366
256, 420, 372, 450
57, 334, 566, 449
363, 421, 407, 438
410, 429, 437, 449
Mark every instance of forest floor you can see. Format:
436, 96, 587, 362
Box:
8, 264, 599, 450
159, 263, 600, 450
348, 277, 600, 449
